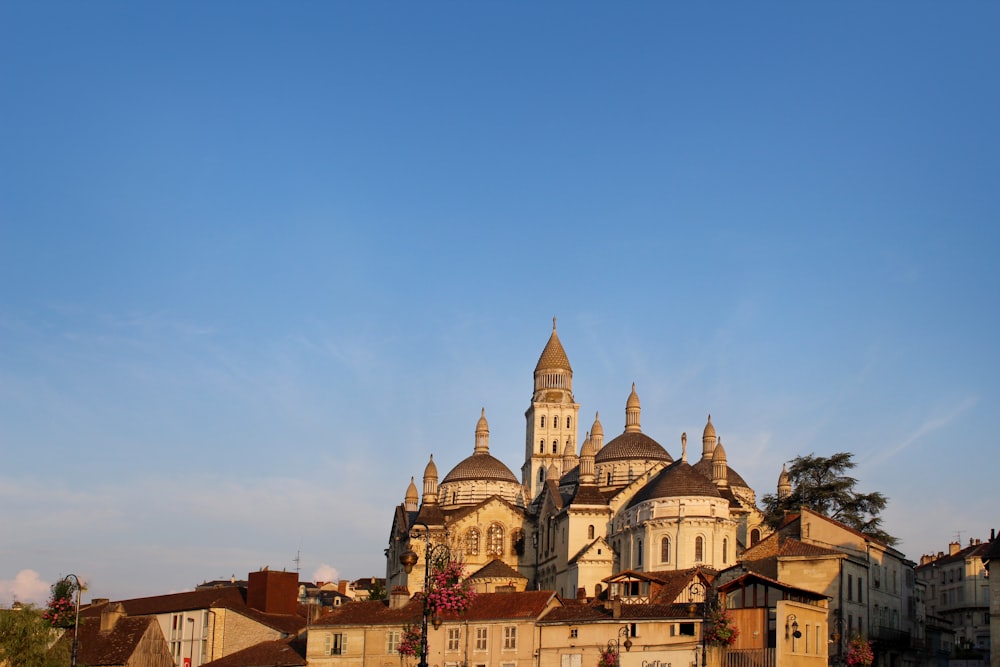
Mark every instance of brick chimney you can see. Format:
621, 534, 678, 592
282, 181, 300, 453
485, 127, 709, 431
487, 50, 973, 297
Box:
247, 569, 298, 615
949, 542, 961, 556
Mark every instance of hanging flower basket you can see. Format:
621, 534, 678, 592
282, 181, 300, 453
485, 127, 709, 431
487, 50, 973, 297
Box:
423, 560, 476, 616
704, 608, 740, 647
398, 625, 424, 657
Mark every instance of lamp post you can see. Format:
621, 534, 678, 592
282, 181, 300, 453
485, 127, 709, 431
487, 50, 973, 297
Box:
62, 574, 83, 667
607, 625, 633, 666
688, 581, 708, 667
399, 522, 452, 667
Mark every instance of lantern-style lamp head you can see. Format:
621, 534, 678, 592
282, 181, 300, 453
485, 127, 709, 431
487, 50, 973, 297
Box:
400, 549, 418, 574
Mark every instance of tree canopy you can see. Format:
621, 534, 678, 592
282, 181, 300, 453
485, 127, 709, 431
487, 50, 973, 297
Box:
761, 452, 897, 546
0, 604, 69, 667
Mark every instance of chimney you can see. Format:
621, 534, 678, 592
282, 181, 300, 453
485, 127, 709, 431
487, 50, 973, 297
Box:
949, 542, 961, 556
338, 580, 348, 595
247, 570, 298, 615
612, 597, 622, 619
389, 586, 411, 610
100, 603, 126, 633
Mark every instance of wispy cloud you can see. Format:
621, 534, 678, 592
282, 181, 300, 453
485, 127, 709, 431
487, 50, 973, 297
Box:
864, 395, 980, 469
0, 569, 51, 606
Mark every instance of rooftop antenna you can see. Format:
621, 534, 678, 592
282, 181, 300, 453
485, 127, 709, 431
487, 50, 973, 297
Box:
293, 548, 302, 575
954, 531, 964, 544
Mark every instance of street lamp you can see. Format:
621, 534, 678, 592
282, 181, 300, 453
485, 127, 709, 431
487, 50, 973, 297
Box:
399, 522, 452, 667
62, 574, 83, 667
607, 625, 633, 665
688, 581, 708, 667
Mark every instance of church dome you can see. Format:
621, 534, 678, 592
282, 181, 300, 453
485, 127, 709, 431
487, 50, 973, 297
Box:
691, 456, 749, 488
595, 431, 673, 463
441, 453, 519, 484
627, 460, 722, 508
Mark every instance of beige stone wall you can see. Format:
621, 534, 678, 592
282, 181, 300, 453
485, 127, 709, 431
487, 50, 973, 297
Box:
775, 600, 828, 667
539, 619, 702, 667
206, 607, 284, 662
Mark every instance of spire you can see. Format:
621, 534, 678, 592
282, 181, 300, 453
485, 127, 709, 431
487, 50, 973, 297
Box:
405, 477, 419, 511
474, 407, 490, 454
777, 463, 792, 499
422, 455, 439, 505
591, 412, 604, 449
562, 438, 577, 470
712, 437, 728, 488
547, 461, 559, 483
681, 432, 688, 463
625, 383, 641, 433
533, 318, 573, 398
702, 414, 717, 460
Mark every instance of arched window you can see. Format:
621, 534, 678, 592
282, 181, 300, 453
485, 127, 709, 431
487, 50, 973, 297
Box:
722, 538, 729, 564
538, 468, 545, 483
606, 472, 612, 486
637, 539, 643, 566
588, 525, 595, 540
567, 416, 572, 429
466, 528, 480, 555
539, 439, 544, 453
487, 524, 504, 557
540, 415, 545, 427
750, 528, 760, 546
552, 440, 558, 453
695, 536, 704, 562
661, 536, 671, 563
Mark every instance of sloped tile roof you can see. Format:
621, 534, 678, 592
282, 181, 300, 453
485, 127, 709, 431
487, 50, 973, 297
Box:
916, 541, 992, 570
313, 599, 422, 627
202, 637, 307, 667
62, 615, 169, 667
469, 559, 527, 581
627, 461, 721, 508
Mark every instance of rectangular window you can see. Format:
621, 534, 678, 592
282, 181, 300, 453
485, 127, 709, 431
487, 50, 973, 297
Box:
475, 627, 488, 651
387, 631, 400, 654
503, 626, 517, 650
858, 577, 863, 603
848, 574, 853, 601
569, 628, 578, 638
447, 628, 461, 652
679, 622, 695, 636
561, 655, 583, 667
327, 633, 347, 656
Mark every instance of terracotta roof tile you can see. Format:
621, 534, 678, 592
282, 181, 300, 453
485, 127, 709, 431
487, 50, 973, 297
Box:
202, 637, 306, 667
469, 559, 527, 581
60, 615, 166, 666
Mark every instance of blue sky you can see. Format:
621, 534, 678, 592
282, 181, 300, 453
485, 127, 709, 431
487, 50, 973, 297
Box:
1, 2, 998, 604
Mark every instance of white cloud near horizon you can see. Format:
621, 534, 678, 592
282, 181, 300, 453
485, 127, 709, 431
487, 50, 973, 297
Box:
0, 569, 51, 606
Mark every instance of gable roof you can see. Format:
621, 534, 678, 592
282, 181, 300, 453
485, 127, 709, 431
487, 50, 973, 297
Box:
202, 637, 307, 667
716, 571, 829, 602
61, 615, 170, 667
469, 559, 527, 582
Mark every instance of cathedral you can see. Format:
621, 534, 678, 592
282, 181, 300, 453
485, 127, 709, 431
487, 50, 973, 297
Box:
385, 320, 772, 599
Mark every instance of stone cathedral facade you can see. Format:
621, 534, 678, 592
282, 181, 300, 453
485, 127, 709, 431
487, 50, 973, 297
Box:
385, 320, 773, 599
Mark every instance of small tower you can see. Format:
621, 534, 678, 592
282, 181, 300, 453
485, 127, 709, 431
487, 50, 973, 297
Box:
591, 412, 604, 450
625, 383, 641, 433
712, 438, 729, 488
562, 439, 577, 475
422, 455, 439, 505
475, 407, 490, 454
404, 477, 418, 512
579, 431, 596, 485
702, 414, 717, 460
681, 432, 688, 463
777, 464, 792, 499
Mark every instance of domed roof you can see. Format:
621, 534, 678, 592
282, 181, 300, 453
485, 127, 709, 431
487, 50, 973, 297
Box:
626, 384, 640, 410
405, 476, 418, 501
712, 441, 727, 462
595, 431, 672, 464
441, 452, 519, 484
778, 463, 790, 485
535, 318, 572, 373
627, 460, 722, 508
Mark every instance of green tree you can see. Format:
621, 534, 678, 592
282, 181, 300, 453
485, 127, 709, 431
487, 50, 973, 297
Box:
761, 452, 897, 546
366, 580, 387, 601
0, 604, 70, 667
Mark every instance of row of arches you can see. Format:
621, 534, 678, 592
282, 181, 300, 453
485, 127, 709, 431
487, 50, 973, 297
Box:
538, 415, 572, 429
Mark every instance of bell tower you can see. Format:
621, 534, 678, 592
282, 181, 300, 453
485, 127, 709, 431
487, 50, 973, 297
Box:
523, 318, 580, 500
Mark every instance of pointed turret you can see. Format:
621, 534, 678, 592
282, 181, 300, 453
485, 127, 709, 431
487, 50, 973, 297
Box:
702, 414, 717, 460
625, 383, 641, 433
422, 454, 439, 505
579, 431, 596, 484
712, 438, 729, 488
777, 463, 792, 499
562, 438, 577, 472
405, 476, 418, 511
474, 407, 490, 454
591, 412, 604, 449
533, 317, 573, 397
